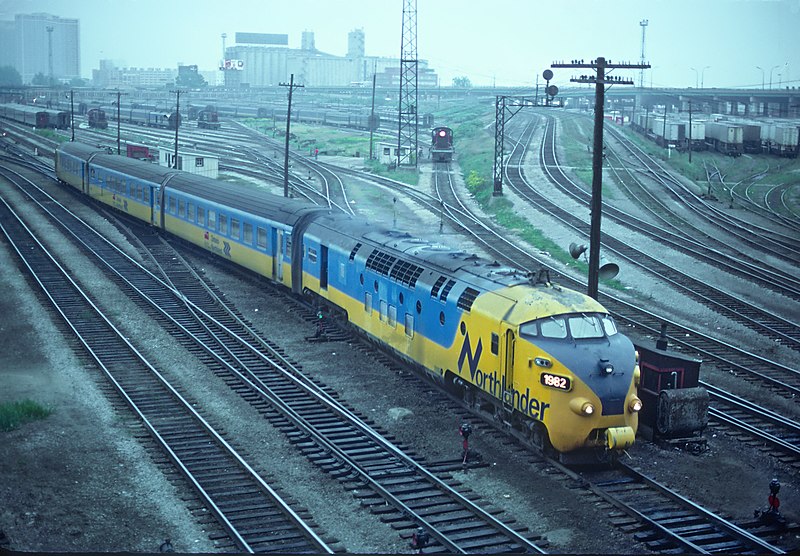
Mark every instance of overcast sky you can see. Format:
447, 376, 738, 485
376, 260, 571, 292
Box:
2, 0, 798, 89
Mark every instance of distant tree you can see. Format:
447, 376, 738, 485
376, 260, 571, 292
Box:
0, 66, 22, 86
69, 77, 87, 87
31, 72, 50, 86
175, 65, 207, 89
452, 76, 472, 88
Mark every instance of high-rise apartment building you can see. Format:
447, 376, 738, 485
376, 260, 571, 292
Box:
3, 13, 80, 84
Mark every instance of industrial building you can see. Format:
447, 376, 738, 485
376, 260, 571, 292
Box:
222, 29, 438, 89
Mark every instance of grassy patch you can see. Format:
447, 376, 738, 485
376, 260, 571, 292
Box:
0, 399, 53, 432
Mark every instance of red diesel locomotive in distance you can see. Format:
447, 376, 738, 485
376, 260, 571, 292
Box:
431, 126, 454, 162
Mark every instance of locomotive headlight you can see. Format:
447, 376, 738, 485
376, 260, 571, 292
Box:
629, 397, 643, 413
569, 397, 595, 416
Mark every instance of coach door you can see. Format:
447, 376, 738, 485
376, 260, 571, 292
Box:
273, 229, 284, 282
320, 245, 328, 291
501, 328, 516, 410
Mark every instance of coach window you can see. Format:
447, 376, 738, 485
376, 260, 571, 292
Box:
187, 203, 195, 222
404, 314, 414, 338
231, 218, 240, 239
243, 222, 253, 244
257, 227, 267, 249
197, 207, 206, 226
168, 196, 176, 214
207, 209, 216, 230
219, 214, 228, 235
178, 199, 186, 218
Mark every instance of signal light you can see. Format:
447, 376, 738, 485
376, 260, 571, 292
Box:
438, 129, 446, 137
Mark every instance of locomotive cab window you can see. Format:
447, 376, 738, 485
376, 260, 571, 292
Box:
519, 313, 617, 341
491, 333, 499, 355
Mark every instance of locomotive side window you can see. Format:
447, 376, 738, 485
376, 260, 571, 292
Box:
540, 317, 567, 339
491, 333, 499, 355
601, 315, 619, 336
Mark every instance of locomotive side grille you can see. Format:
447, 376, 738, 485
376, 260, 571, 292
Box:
349, 242, 363, 261
439, 279, 457, 301
390, 260, 424, 288
430, 276, 447, 298
366, 250, 397, 276
456, 287, 480, 311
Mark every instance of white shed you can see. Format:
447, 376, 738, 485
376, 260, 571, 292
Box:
378, 142, 411, 165
158, 150, 219, 178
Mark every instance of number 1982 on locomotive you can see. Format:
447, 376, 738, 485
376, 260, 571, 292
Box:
540, 372, 572, 391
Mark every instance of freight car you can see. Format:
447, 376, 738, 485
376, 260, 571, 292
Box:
763, 123, 799, 157
42, 109, 70, 129
703, 121, 743, 157
430, 126, 454, 162
55, 141, 642, 464
650, 118, 685, 148
87, 108, 108, 129
0, 103, 50, 128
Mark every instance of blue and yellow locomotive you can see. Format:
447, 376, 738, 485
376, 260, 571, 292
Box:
55, 141, 641, 462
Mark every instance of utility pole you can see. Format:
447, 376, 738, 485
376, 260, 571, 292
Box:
553, 57, 649, 300
397, 0, 418, 167
369, 70, 377, 160
169, 89, 185, 169
688, 99, 692, 164
114, 89, 128, 154
279, 74, 304, 197
68, 89, 74, 141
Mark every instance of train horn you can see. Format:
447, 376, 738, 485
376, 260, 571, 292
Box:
569, 243, 588, 259
598, 258, 620, 281
569, 243, 619, 281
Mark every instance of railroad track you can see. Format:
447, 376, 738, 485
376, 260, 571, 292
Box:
0, 189, 334, 554
2, 161, 548, 554
563, 462, 792, 554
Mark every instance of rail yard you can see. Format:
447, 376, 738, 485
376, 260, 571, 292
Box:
1, 83, 800, 556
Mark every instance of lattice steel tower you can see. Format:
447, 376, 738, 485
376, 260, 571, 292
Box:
397, 0, 418, 166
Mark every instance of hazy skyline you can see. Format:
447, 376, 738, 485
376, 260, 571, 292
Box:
1, 0, 798, 89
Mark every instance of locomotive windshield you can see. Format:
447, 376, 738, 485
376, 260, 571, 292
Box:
519, 313, 618, 340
